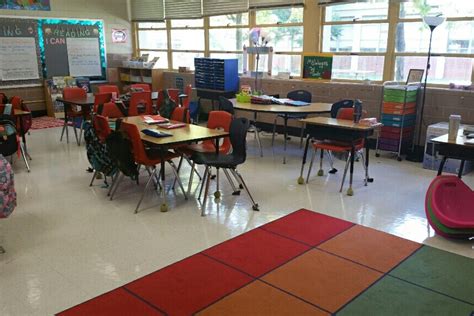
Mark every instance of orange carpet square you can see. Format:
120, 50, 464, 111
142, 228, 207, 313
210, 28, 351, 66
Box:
318, 225, 421, 272
262, 249, 382, 313
125, 254, 253, 316
203, 228, 311, 277
57, 288, 164, 316
197, 280, 329, 316
261, 209, 354, 246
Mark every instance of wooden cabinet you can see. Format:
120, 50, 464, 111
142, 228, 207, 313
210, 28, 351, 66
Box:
117, 67, 164, 91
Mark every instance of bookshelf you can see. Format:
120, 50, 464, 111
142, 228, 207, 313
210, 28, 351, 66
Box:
117, 67, 164, 91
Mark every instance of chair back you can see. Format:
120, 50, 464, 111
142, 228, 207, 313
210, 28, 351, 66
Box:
94, 92, 112, 113
63, 87, 86, 99
120, 121, 149, 164
205, 111, 232, 154
129, 91, 153, 116
167, 88, 180, 105
93, 115, 112, 143
229, 117, 250, 165
102, 102, 126, 118
331, 99, 354, 118
97, 85, 120, 95
218, 96, 234, 115
105, 130, 139, 180
131, 84, 151, 92
171, 107, 190, 123
10, 96, 22, 110
336, 108, 354, 120
181, 84, 193, 108
287, 90, 312, 103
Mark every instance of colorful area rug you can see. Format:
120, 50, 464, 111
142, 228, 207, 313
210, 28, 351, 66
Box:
58, 209, 474, 315
31, 116, 64, 130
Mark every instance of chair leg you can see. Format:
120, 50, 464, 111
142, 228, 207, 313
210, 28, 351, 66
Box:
360, 152, 369, 186
72, 118, 79, 145
134, 168, 157, 214
78, 120, 84, 146
187, 161, 196, 196
214, 168, 221, 199
198, 167, 209, 201
201, 166, 212, 216
318, 149, 324, 176
306, 148, 316, 183
20, 143, 30, 172
108, 172, 121, 196
223, 168, 239, 195
185, 156, 202, 180
168, 160, 188, 200
89, 170, 98, 186
172, 156, 184, 190
254, 125, 263, 157
272, 117, 277, 147
231, 169, 259, 211
60, 120, 67, 142
110, 173, 125, 200
339, 153, 351, 193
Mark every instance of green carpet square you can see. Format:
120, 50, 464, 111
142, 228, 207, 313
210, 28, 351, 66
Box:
390, 246, 474, 304
338, 276, 474, 316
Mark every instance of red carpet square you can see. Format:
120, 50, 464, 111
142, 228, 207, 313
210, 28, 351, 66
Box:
57, 288, 164, 316
262, 249, 382, 313
319, 225, 421, 272
203, 228, 310, 277
125, 254, 253, 316
261, 209, 354, 246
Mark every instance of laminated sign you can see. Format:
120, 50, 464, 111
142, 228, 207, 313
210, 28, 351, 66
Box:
302, 54, 333, 80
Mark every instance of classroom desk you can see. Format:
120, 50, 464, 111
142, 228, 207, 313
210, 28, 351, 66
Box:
232, 100, 332, 163
298, 117, 380, 196
56, 96, 95, 145
432, 133, 474, 178
121, 116, 229, 212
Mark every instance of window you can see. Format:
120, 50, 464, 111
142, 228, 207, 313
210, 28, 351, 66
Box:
209, 13, 249, 73
170, 19, 205, 70
396, 0, 474, 84
255, 7, 304, 76
136, 22, 169, 69
322, 0, 388, 81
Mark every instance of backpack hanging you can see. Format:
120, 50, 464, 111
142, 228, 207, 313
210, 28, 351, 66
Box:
83, 121, 117, 177
0, 154, 16, 219
159, 90, 176, 119
105, 130, 139, 181
0, 116, 20, 157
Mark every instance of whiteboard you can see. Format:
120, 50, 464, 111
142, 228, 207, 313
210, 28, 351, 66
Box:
0, 37, 40, 81
66, 37, 102, 77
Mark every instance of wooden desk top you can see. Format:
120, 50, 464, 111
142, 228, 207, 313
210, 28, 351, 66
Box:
432, 133, 474, 147
122, 116, 229, 146
301, 117, 380, 131
57, 96, 95, 106
232, 100, 332, 114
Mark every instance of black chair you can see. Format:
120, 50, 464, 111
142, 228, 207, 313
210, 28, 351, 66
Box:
191, 117, 259, 216
330, 99, 354, 118
272, 90, 312, 148
218, 96, 235, 116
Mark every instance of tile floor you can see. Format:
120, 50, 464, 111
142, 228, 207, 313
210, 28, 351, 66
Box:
0, 126, 473, 315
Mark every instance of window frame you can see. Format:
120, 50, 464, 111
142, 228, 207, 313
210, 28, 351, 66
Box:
135, 22, 169, 69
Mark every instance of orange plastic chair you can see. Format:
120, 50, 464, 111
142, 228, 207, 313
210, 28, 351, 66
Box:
307, 107, 367, 192
170, 107, 190, 123
93, 115, 112, 144
131, 84, 151, 92
93, 92, 112, 113
120, 121, 186, 213
167, 88, 180, 105
101, 102, 125, 118
97, 85, 120, 96
180, 84, 193, 108
61, 87, 88, 144
128, 91, 153, 116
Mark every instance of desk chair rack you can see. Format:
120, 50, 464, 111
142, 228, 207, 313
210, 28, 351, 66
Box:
376, 82, 420, 161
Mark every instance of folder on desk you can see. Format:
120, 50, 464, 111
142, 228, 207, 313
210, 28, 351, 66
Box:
141, 128, 172, 138
142, 115, 169, 125
159, 122, 186, 129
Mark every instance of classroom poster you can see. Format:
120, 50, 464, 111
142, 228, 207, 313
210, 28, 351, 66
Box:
1, 0, 51, 11
0, 37, 40, 80
66, 37, 102, 77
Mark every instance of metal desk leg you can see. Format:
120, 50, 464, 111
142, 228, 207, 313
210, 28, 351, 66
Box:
365, 139, 373, 184
60, 103, 69, 143
298, 136, 311, 184
458, 160, 465, 178
283, 115, 288, 164
347, 144, 355, 196
160, 154, 168, 212
19, 116, 31, 160
437, 156, 447, 176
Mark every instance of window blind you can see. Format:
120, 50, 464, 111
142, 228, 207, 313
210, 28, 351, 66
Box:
131, 0, 165, 21
249, 0, 304, 10
202, 0, 249, 17
164, 0, 202, 19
